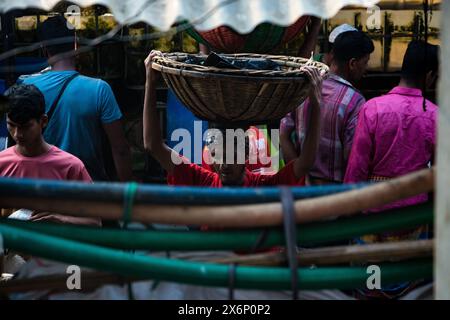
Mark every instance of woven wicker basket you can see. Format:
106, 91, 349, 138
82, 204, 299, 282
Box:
152, 53, 328, 124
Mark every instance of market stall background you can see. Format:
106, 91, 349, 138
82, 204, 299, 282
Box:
0, 0, 441, 182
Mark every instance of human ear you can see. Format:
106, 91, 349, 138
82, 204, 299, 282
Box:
41, 114, 48, 129
348, 58, 358, 72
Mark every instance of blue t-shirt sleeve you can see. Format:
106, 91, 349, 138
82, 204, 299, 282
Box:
16, 76, 25, 84
98, 80, 122, 124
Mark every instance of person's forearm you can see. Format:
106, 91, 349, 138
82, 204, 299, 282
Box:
143, 75, 163, 153
280, 133, 298, 164
103, 120, 134, 182
143, 69, 177, 174
294, 101, 320, 178
112, 145, 133, 181
302, 101, 320, 165
298, 17, 322, 58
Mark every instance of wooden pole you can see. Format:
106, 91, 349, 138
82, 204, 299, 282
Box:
0, 272, 139, 295
436, 0, 450, 299
209, 239, 433, 267
0, 168, 434, 228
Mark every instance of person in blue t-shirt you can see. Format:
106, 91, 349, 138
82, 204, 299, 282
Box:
19, 16, 132, 181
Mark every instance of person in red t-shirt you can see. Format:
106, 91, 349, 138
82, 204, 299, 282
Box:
143, 51, 322, 187
0, 84, 99, 225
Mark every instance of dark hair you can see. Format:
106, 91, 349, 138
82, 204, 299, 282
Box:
401, 40, 439, 81
4, 84, 46, 125
38, 15, 76, 56
331, 31, 375, 65
326, 42, 335, 54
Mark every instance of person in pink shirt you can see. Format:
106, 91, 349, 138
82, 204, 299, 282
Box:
0, 84, 98, 225
344, 41, 438, 300
344, 41, 438, 210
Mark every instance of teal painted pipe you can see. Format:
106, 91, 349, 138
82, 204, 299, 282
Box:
0, 202, 432, 250
0, 224, 432, 290
0, 176, 367, 205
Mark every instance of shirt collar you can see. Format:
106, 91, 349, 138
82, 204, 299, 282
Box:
328, 73, 355, 89
388, 86, 423, 97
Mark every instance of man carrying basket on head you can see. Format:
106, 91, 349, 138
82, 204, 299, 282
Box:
143, 51, 323, 188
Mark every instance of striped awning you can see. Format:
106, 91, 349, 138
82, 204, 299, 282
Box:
0, 0, 381, 32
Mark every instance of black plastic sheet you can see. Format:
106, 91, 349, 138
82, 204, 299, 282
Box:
185, 52, 281, 71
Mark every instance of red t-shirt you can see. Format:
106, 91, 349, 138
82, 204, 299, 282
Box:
0, 146, 100, 226
168, 157, 304, 187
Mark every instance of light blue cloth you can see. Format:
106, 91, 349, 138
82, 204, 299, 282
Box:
19, 70, 122, 180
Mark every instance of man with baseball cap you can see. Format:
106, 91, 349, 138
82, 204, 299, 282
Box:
318, 23, 358, 64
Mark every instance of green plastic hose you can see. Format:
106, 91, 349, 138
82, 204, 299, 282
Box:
0, 224, 432, 290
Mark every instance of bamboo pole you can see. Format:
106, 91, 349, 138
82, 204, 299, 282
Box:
0, 272, 139, 294
0, 203, 433, 250
0, 167, 434, 228
436, 0, 450, 300
208, 240, 434, 266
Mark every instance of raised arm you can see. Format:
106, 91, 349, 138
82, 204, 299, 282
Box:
143, 51, 178, 174
297, 17, 322, 58
280, 112, 298, 164
292, 67, 322, 180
